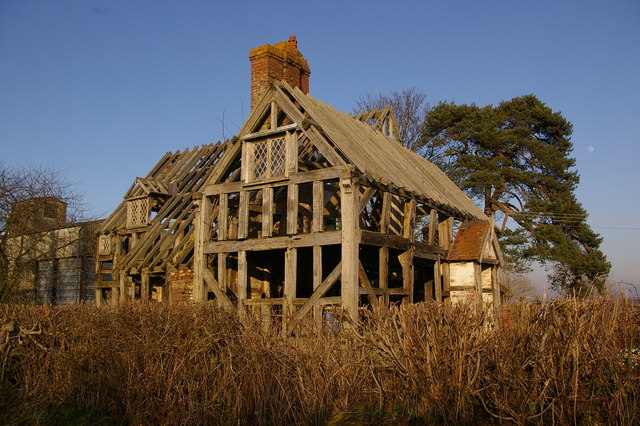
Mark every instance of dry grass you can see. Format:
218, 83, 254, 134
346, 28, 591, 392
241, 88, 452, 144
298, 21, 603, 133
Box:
1, 299, 638, 425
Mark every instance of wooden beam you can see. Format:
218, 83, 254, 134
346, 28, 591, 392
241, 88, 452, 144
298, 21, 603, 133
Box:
294, 261, 342, 320
358, 262, 378, 305
438, 216, 454, 250
399, 249, 414, 303
203, 166, 347, 196
204, 230, 341, 253
202, 267, 233, 309
286, 131, 298, 175
442, 262, 451, 293
119, 271, 128, 303
286, 183, 298, 235
192, 196, 208, 302
262, 187, 273, 238
238, 250, 247, 308
340, 173, 360, 321
403, 199, 417, 241
241, 123, 297, 141
141, 272, 150, 302
358, 186, 376, 214
313, 245, 322, 319
217, 253, 227, 295
428, 209, 437, 245
238, 190, 249, 239
218, 193, 228, 241
270, 101, 277, 130
312, 180, 323, 233
379, 246, 388, 305
285, 248, 297, 314
434, 260, 442, 302
381, 192, 391, 234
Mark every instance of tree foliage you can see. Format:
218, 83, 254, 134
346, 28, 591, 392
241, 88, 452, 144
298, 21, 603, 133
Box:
422, 95, 610, 294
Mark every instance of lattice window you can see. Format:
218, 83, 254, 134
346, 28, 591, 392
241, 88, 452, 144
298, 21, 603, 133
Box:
98, 235, 111, 255
248, 137, 286, 181
127, 197, 150, 228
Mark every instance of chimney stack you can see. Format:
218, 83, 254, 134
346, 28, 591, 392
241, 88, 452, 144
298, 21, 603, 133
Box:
249, 36, 310, 111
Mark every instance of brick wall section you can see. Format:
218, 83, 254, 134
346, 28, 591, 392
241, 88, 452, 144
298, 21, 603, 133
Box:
170, 268, 193, 303
249, 36, 310, 111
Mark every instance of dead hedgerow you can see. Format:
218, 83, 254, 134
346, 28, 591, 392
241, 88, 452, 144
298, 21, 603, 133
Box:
1, 299, 638, 425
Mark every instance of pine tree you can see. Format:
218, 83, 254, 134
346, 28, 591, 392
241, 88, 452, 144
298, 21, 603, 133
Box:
422, 95, 610, 294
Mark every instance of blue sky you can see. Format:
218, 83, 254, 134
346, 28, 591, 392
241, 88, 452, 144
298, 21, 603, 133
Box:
1, 0, 639, 289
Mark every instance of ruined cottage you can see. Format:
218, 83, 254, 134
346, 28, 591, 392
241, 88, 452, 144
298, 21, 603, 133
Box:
94, 37, 502, 320
5, 197, 100, 304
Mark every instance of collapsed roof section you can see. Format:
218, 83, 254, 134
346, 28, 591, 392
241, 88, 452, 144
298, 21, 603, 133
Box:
98, 142, 232, 275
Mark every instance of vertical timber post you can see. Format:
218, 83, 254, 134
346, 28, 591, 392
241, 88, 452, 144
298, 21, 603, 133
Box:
474, 263, 483, 309
141, 271, 150, 302
285, 248, 297, 316
340, 170, 360, 322
237, 250, 247, 310
119, 271, 128, 303
192, 195, 209, 302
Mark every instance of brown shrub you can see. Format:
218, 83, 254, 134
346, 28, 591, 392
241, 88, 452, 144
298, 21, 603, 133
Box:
0, 299, 638, 424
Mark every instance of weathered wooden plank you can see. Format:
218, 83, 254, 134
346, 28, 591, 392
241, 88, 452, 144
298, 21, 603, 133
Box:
203, 167, 347, 196
442, 262, 451, 293
438, 216, 454, 250
358, 186, 376, 214
379, 246, 388, 305
286, 183, 298, 235
192, 197, 206, 302
203, 181, 243, 196
286, 131, 298, 175
119, 271, 128, 303
218, 194, 228, 241
237, 250, 247, 308
313, 244, 322, 319
285, 248, 297, 314
141, 272, 150, 301
312, 180, 323, 233
403, 198, 417, 241
381, 192, 391, 234
340, 173, 360, 321
202, 267, 233, 309
294, 261, 342, 320
262, 187, 273, 238
428, 209, 437, 245
434, 260, 442, 302
399, 249, 414, 303
241, 123, 298, 141
270, 101, 277, 130
217, 253, 227, 293
238, 190, 249, 239
358, 262, 378, 305
204, 230, 341, 253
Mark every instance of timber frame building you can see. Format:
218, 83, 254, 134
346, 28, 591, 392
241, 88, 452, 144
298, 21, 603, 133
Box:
95, 37, 501, 320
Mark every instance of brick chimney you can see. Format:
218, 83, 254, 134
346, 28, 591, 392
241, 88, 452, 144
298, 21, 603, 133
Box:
249, 36, 310, 111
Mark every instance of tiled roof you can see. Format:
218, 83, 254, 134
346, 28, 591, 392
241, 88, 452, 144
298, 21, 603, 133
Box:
446, 220, 490, 261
